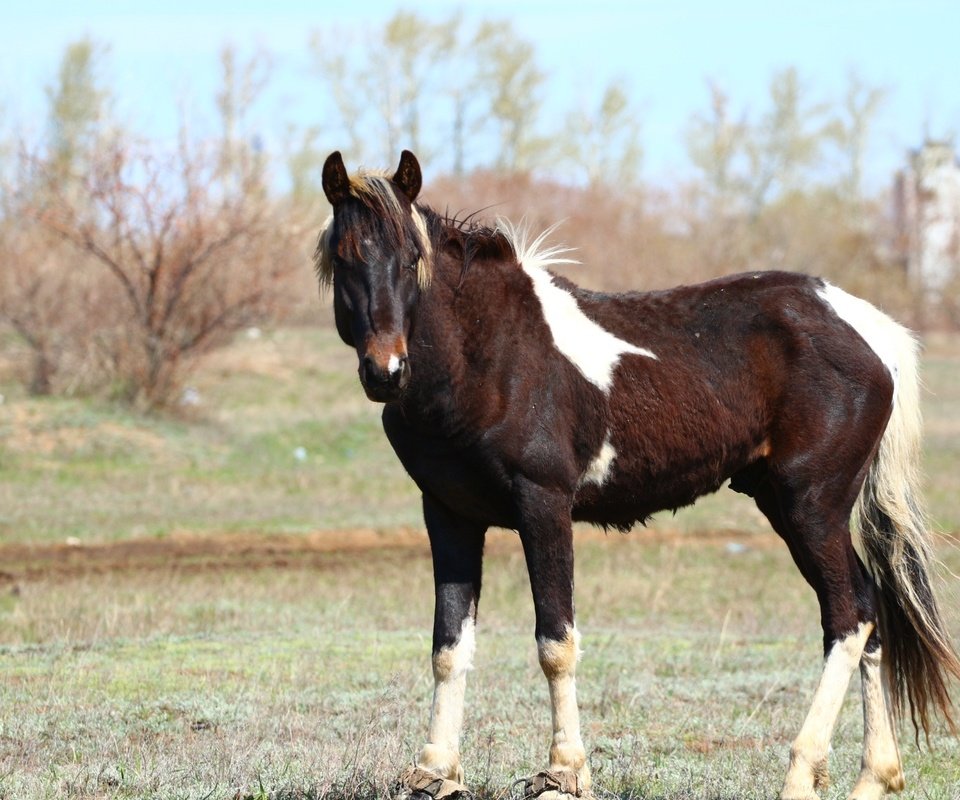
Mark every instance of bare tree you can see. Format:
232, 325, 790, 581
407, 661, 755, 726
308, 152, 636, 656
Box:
308, 30, 367, 163
285, 123, 326, 203
686, 81, 750, 208
744, 67, 832, 215
373, 11, 459, 161
309, 11, 462, 170
0, 191, 71, 395
563, 78, 643, 186
44, 37, 112, 184
826, 71, 887, 203
681, 69, 900, 291
473, 20, 547, 172
33, 140, 303, 408
216, 43, 272, 192
307, 14, 551, 175
0, 39, 113, 395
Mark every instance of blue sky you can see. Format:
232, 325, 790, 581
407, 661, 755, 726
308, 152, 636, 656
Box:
4, 1, 960, 189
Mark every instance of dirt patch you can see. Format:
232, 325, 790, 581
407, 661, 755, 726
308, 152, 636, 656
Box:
0, 528, 430, 585
0, 527, 786, 585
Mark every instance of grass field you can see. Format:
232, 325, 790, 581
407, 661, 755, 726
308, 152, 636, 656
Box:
1, 325, 959, 799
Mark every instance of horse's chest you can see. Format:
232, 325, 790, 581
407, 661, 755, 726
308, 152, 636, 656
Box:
382, 405, 517, 526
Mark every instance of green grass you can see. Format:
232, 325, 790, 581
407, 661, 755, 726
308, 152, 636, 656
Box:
921, 337, 960, 534
1, 325, 958, 544
0, 328, 422, 543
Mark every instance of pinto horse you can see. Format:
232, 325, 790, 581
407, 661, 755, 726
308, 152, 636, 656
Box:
315, 150, 960, 800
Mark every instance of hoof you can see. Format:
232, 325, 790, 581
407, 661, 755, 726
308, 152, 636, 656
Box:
519, 770, 590, 799
847, 778, 903, 800
780, 755, 827, 800
396, 766, 474, 800
847, 767, 905, 799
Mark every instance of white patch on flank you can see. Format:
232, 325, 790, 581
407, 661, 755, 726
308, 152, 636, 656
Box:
579, 434, 617, 488
817, 283, 902, 390
387, 354, 401, 375
497, 219, 657, 393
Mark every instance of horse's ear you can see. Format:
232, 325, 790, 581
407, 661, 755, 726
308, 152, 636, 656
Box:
322, 151, 351, 206
392, 150, 422, 202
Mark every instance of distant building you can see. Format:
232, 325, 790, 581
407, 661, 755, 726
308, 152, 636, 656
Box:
893, 140, 960, 299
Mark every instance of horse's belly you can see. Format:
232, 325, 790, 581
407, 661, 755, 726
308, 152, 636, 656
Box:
572, 446, 744, 530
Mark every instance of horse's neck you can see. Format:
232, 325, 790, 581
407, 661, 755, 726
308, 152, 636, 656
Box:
402, 246, 504, 426
410, 256, 468, 380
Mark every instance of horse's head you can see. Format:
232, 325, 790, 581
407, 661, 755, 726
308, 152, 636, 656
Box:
315, 150, 432, 403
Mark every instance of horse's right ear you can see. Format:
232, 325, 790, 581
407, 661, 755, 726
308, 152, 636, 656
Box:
322, 151, 351, 206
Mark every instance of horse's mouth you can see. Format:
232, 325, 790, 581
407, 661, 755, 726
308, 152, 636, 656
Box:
356, 351, 410, 403
360, 372, 409, 403
362, 383, 403, 403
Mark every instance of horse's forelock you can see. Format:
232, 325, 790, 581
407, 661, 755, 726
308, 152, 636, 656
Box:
314, 172, 433, 292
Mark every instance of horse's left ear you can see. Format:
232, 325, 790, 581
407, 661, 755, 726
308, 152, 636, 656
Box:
392, 150, 422, 202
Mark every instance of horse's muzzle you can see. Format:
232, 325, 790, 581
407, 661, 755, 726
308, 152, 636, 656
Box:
360, 352, 410, 402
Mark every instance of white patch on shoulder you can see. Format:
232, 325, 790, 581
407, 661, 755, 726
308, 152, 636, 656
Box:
817, 283, 900, 387
497, 219, 657, 392
579, 434, 617, 487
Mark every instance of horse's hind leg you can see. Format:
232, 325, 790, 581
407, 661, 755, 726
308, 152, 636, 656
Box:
751, 481, 879, 800
850, 634, 904, 800
782, 619, 872, 800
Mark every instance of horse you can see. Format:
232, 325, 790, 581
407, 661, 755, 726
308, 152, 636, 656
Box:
314, 149, 960, 800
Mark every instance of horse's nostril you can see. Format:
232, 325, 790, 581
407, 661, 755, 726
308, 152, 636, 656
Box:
397, 356, 411, 387
361, 353, 408, 388
387, 353, 404, 376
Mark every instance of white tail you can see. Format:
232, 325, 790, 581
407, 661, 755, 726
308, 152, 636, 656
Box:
846, 305, 960, 736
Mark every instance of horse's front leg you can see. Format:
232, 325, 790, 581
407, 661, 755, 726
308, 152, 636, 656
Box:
516, 479, 591, 799
401, 494, 486, 799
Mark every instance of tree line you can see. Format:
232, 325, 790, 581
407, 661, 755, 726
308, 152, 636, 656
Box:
0, 11, 951, 409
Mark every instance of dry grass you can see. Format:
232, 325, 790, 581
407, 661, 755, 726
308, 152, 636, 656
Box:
0, 530, 958, 798
0, 326, 959, 798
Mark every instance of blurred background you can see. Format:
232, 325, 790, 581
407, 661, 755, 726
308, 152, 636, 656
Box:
1, 2, 959, 542
3, 1, 960, 408
2, 7, 960, 798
